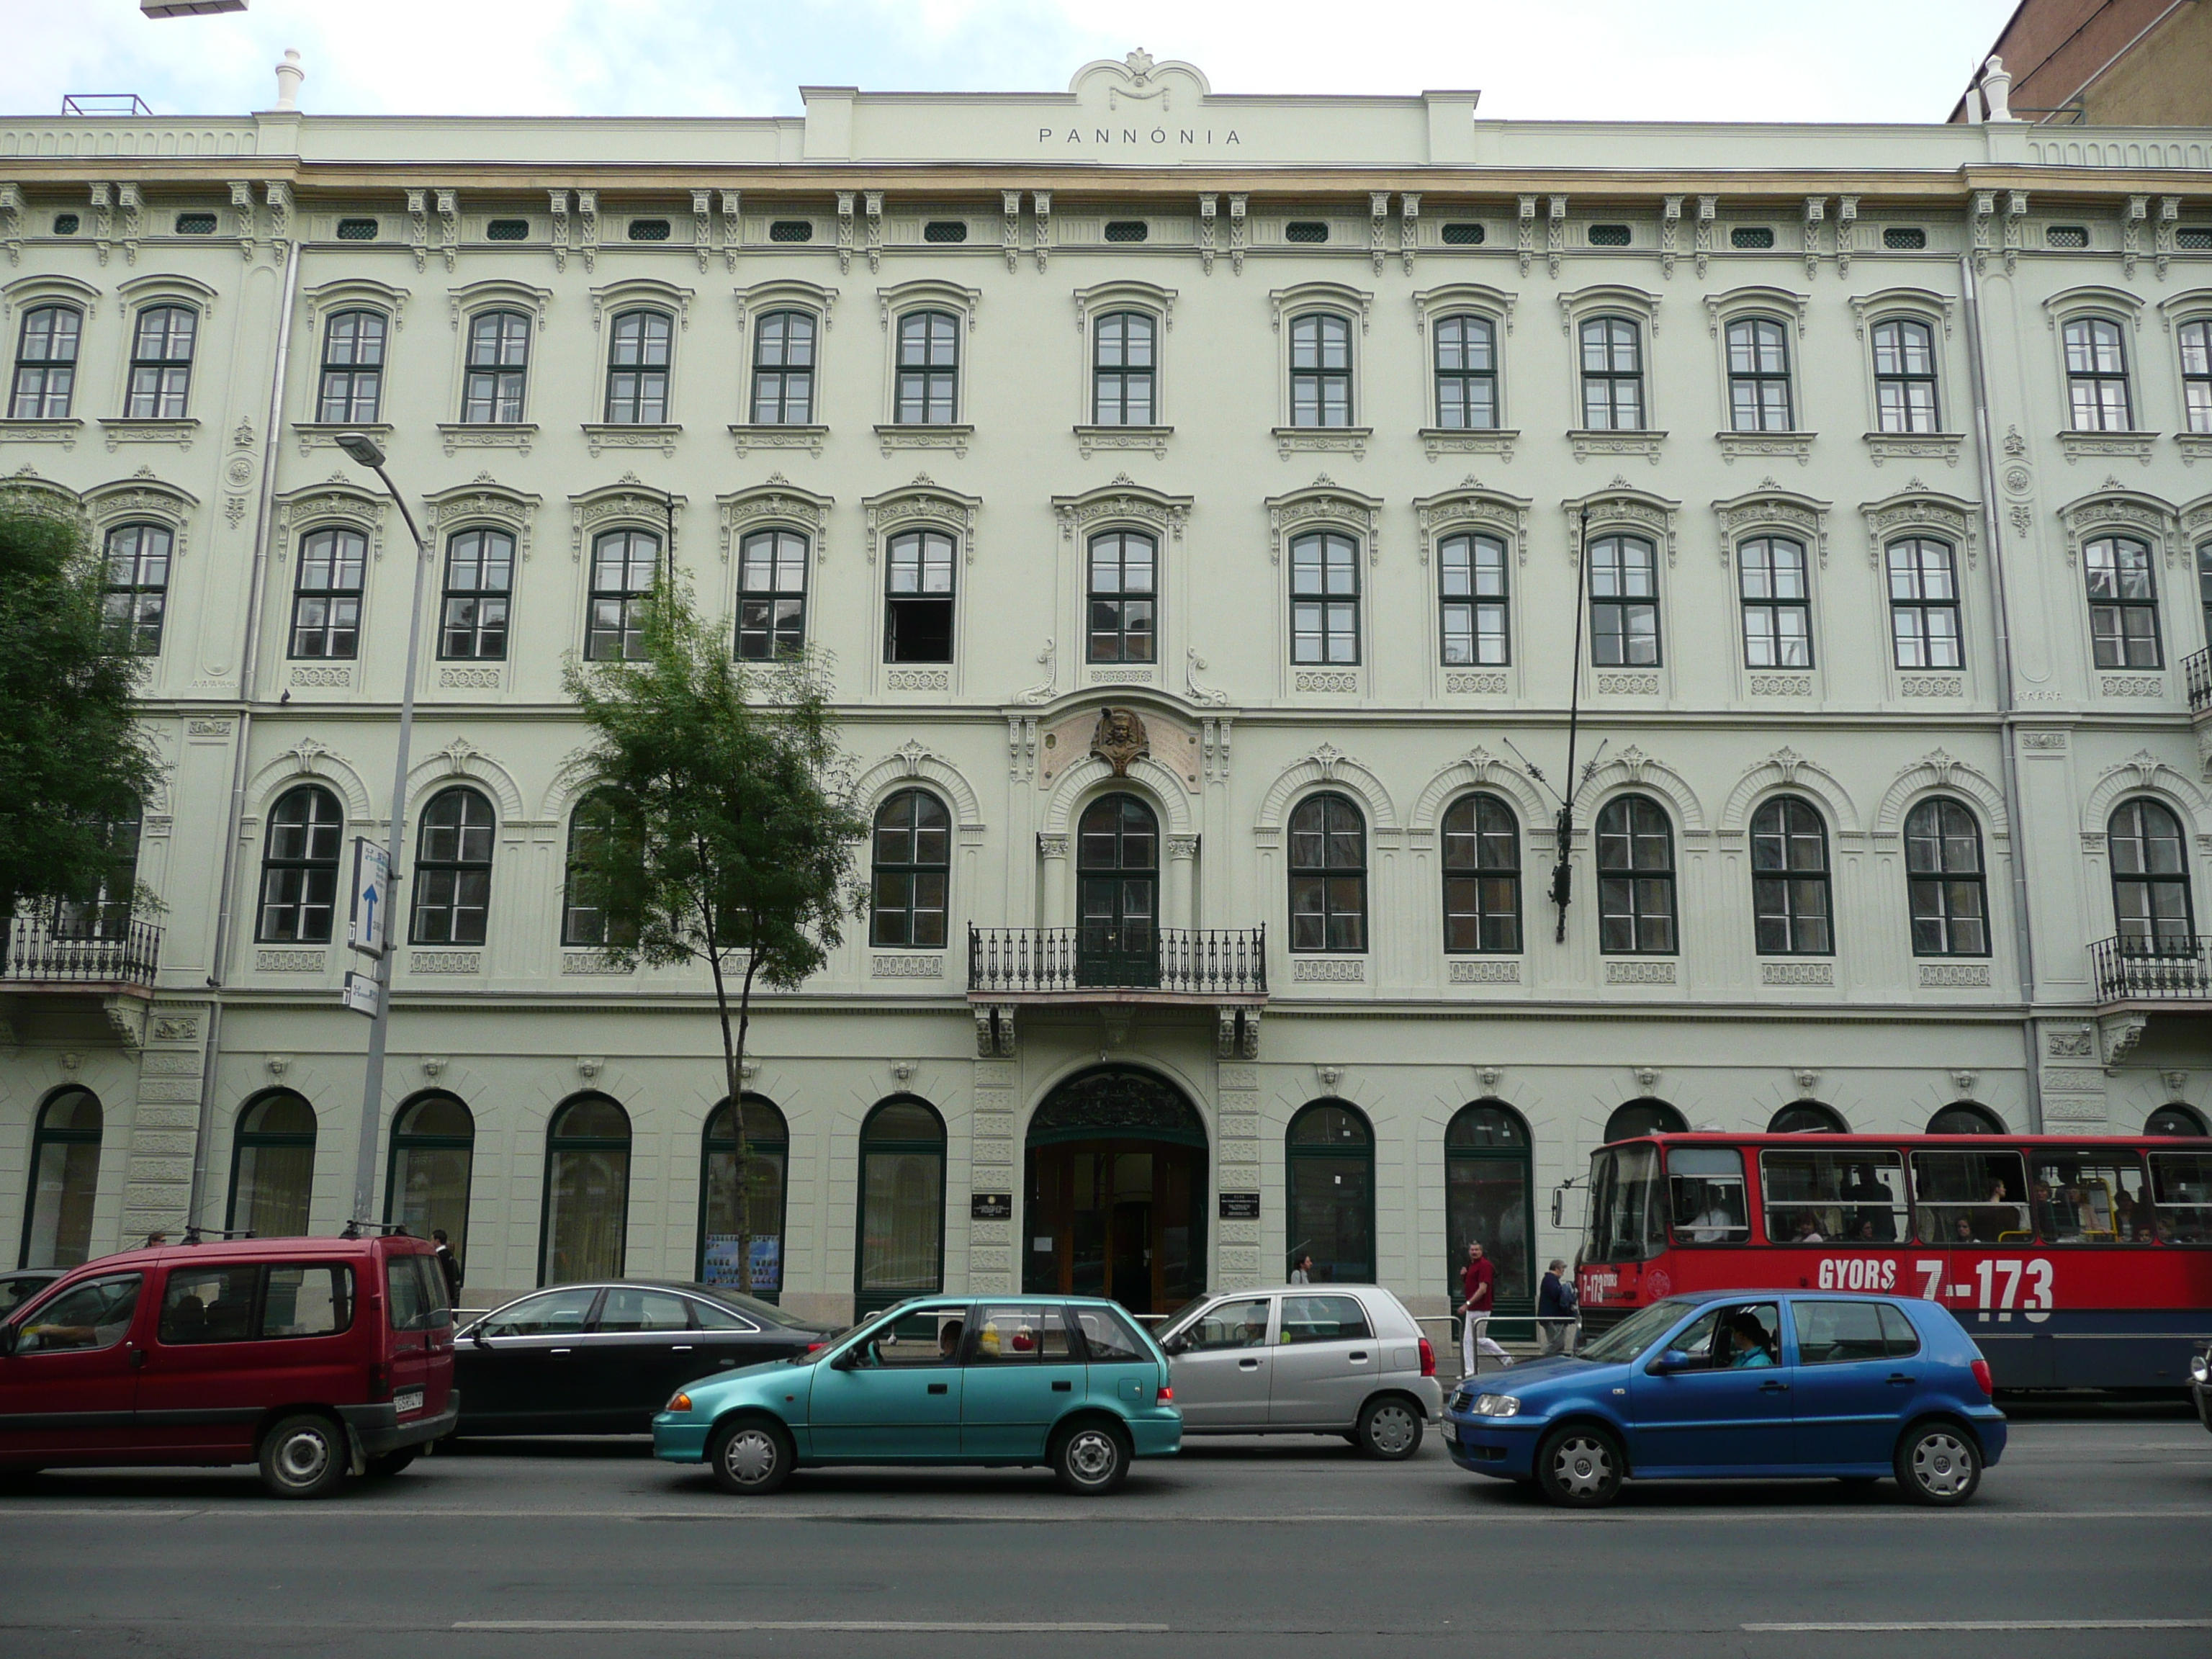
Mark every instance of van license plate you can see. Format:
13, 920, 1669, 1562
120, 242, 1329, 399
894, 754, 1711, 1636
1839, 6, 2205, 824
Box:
394, 1389, 425, 1417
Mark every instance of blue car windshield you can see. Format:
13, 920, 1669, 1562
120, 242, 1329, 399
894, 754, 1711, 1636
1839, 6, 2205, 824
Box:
1575, 1298, 1693, 1365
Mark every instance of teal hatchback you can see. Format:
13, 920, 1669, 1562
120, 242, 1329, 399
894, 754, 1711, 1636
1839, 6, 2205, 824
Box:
653, 1296, 1181, 1495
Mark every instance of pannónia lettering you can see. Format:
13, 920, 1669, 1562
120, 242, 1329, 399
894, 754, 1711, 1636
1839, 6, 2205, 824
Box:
1038, 127, 1241, 146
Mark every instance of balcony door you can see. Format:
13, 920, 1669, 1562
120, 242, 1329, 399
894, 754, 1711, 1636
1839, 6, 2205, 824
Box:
1077, 793, 1158, 987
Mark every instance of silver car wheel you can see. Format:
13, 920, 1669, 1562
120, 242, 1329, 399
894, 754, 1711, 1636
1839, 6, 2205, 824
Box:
1066, 1428, 1119, 1484
1367, 1402, 1419, 1457
722, 1427, 780, 1486
274, 1426, 332, 1488
1911, 1432, 1973, 1498
1550, 1434, 1613, 1498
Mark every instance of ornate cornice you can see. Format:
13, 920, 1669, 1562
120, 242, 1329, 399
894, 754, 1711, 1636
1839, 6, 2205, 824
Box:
719, 474, 833, 563
1264, 475, 1383, 565
1051, 475, 1192, 544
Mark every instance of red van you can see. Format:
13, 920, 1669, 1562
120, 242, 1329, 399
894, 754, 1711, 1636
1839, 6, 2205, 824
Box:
0, 1234, 457, 1498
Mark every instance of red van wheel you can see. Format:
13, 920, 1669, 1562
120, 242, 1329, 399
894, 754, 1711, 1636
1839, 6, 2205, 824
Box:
258, 1414, 348, 1499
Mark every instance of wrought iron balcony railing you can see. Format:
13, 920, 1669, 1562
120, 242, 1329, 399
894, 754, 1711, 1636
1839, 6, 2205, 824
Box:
969, 925, 1267, 998
2090, 934, 2212, 1004
1, 912, 161, 990
2183, 648, 2211, 714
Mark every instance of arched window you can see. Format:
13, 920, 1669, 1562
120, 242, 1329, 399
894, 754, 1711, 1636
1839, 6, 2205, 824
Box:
316, 309, 387, 423
462, 309, 530, 424
1769, 1100, 1848, 1134
1589, 534, 1660, 666
385, 1092, 474, 1267
2085, 535, 2162, 669
2109, 799, 2195, 951
870, 789, 950, 948
698, 1096, 789, 1296
736, 528, 809, 661
1606, 1098, 1687, 1141
100, 523, 171, 655
1077, 793, 1159, 986
19, 1087, 102, 1269
1927, 1101, 2005, 1136
750, 309, 816, 425
226, 1091, 317, 1236
603, 308, 671, 423
1289, 530, 1360, 665
1085, 530, 1156, 664
1288, 313, 1353, 427
1726, 317, 1794, 431
586, 527, 659, 662
9, 303, 80, 418
410, 786, 495, 945
1289, 792, 1367, 954
289, 526, 367, 660
1439, 532, 1509, 667
1434, 313, 1497, 430
1596, 794, 1676, 955
126, 304, 196, 418
1906, 797, 1988, 958
438, 527, 513, 662
855, 1097, 945, 1312
256, 784, 343, 943
1442, 792, 1520, 954
1871, 318, 1939, 432
894, 310, 959, 423
2148, 1103, 2208, 1137
1444, 1100, 1532, 1324
884, 527, 956, 664
54, 798, 140, 941
1750, 795, 1832, 956
1579, 315, 1644, 430
1287, 1100, 1375, 1283
1092, 310, 1156, 426
1738, 537, 1812, 668
540, 1094, 631, 1285
561, 788, 634, 948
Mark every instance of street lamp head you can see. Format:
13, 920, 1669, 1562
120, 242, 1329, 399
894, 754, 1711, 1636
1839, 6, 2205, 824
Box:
333, 431, 387, 468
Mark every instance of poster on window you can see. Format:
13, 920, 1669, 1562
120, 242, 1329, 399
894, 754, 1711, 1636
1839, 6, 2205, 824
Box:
703, 1233, 781, 1292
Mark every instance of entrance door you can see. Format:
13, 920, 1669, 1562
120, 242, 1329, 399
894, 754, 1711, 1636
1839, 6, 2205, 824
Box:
1076, 794, 1159, 988
1027, 1143, 1203, 1316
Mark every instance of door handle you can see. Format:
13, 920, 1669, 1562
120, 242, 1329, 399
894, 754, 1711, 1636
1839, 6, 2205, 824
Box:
671, 1346, 693, 1353
927, 1382, 949, 1395
1052, 1380, 1072, 1393
1759, 1380, 1790, 1393
127, 1347, 147, 1370
549, 1348, 572, 1356
1238, 1358, 1262, 1370
1349, 1351, 1370, 1363
1887, 1373, 1915, 1385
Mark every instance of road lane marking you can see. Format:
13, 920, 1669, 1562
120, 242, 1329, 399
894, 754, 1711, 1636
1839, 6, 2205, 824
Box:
456, 1622, 1172, 1633
1746, 1621, 2212, 1633
5, 1506, 2212, 1524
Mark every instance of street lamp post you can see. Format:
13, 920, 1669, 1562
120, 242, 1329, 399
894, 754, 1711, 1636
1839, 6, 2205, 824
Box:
334, 431, 433, 1231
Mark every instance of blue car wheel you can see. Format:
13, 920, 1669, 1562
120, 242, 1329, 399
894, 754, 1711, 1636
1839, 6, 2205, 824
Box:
1536, 1425, 1624, 1509
711, 1418, 794, 1497
1895, 1423, 1981, 1507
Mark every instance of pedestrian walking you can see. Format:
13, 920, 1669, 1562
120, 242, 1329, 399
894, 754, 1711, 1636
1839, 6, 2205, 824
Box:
1455, 1240, 1511, 1378
1537, 1258, 1580, 1357
1288, 1252, 1313, 1285
431, 1228, 463, 1305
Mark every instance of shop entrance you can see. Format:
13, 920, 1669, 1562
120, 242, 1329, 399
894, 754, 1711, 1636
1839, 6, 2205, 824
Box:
1023, 1066, 1208, 1316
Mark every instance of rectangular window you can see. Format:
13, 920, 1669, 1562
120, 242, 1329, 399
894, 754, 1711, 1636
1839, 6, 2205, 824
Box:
158, 1264, 261, 1344
1791, 1301, 1902, 1366
2146, 1151, 2212, 1244
101, 523, 172, 655
1288, 313, 1352, 428
9, 305, 79, 419
585, 529, 659, 661
604, 310, 671, 424
264, 1264, 356, 1338
736, 528, 809, 661
1578, 317, 1643, 430
462, 311, 530, 424
289, 527, 367, 660
1289, 531, 1359, 665
2064, 317, 2133, 431
884, 529, 956, 664
2023, 1149, 2152, 1244
1759, 1149, 1907, 1245
895, 311, 959, 424
1278, 1294, 1373, 1344
2180, 320, 2212, 435
1588, 535, 1659, 666
126, 305, 196, 419
750, 310, 815, 425
966, 1304, 1074, 1363
1738, 538, 1812, 668
1887, 538, 1962, 669
2085, 535, 2162, 669
316, 311, 386, 424
1873, 318, 1940, 432
1726, 318, 1793, 431
1092, 311, 1156, 426
1439, 532, 1508, 666
438, 529, 513, 662
1668, 1147, 1749, 1245
1910, 1148, 2031, 1245
1433, 315, 1497, 430
1086, 530, 1156, 664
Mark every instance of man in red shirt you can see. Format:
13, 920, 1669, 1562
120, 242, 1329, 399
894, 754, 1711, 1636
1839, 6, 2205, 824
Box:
1456, 1240, 1511, 1379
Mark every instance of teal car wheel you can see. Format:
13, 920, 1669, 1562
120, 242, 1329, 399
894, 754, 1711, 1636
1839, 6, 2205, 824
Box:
1051, 1419, 1130, 1496
710, 1417, 794, 1497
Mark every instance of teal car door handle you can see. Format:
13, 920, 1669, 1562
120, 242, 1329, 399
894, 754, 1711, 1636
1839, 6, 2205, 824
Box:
928, 1382, 949, 1395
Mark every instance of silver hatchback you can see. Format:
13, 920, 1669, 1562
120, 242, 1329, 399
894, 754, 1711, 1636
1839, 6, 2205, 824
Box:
1158, 1284, 1443, 1459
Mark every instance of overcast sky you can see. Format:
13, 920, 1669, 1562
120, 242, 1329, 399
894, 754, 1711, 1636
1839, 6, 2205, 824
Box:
6, 1, 2018, 125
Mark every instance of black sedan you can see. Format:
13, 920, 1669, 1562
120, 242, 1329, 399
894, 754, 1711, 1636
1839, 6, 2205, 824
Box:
452, 1281, 835, 1436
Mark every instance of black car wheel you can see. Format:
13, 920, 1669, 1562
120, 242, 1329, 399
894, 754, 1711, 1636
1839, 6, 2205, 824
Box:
1051, 1420, 1130, 1496
1535, 1424, 1624, 1509
1354, 1396, 1424, 1461
258, 1413, 348, 1499
709, 1418, 793, 1496
1895, 1422, 1981, 1506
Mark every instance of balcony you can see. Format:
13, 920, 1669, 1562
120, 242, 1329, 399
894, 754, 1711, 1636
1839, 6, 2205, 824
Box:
2088, 934, 2211, 1069
967, 926, 1267, 1057
2, 912, 161, 994
2187, 649, 2212, 778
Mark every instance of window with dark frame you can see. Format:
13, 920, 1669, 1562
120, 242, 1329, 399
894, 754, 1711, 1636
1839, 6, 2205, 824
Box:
316, 310, 386, 424
895, 310, 959, 424
1887, 537, 1962, 669
1905, 796, 1987, 958
1442, 792, 1521, 954
1288, 313, 1352, 427
1288, 792, 1367, 953
1596, 793, 1676, 955
53, 804, 141, 942
2085, 534, 2161, 668
289, 526, 366, 660
871, 789, 950, 948
1750, 795, 1833, 956
750, 310, 816, 425
2201, 541, 2212, 646
1433, 313, 1497, 430
735, 527, 808, 661
1579, 315, 1644, 430
884, 527, 956, 664
101, 523, 172, 655
1725, 317, 1793, 431
462, 310, 530, 424
1289, 529, 1359, 665
2063, 316, 2132, 431
1872, 318, 1940, 433
585, 528, 659, 662
2109, 798, 2195, 952
411, 786, 495, 946
2180, 319, 2212, 435
9, 304, 79, 418
1439, 531, 1508, 666
256, 784, 343, 943
1588, 534, 1659, 667
126, 305, 196, 418
1085, 529, 1156, 664
1092, 310, 1156, 426
561, 790, 635, 949
1738, 537, 1812, 669
604, 309, 672, 423
438, 528, 513, 662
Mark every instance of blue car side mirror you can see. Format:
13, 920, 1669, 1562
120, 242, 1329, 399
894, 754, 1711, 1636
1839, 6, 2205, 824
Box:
1650, 1348, 1693, 1375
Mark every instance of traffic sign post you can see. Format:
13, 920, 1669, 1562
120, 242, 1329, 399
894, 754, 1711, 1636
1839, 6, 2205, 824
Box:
341, 971, 381, 1018
348, 838, 391, 958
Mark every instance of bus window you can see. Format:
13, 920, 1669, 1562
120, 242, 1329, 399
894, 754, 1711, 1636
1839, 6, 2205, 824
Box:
1758, 1148, 1905, 1244
1912, 1148, 2031, 1244
2025, 1148, 2150, 1244
2147, 1151, 2212, 1244
1667, 1147, 1748, 1244
1583, 1143, 1665, 1263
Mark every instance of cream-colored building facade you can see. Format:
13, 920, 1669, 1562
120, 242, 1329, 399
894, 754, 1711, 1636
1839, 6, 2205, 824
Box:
2, 53, 2210, 1323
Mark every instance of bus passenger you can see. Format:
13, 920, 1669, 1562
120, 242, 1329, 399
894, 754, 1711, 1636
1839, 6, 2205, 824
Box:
1952, 1215, 1977, 1244
1791, 1215, 1824, 1244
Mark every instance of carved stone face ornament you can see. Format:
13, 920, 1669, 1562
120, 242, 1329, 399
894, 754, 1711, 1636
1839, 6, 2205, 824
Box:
1091, 705, 1150, 777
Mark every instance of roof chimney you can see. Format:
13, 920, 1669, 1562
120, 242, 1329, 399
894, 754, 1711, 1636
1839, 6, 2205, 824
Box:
273, 48, 304, 112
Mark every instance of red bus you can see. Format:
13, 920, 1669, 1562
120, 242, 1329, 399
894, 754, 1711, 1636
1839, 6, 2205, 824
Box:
1569, 1132, 2212, 1390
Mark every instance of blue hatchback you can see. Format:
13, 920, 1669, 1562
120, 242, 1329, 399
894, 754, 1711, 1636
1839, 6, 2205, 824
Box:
1444, 1290, 2005, 1507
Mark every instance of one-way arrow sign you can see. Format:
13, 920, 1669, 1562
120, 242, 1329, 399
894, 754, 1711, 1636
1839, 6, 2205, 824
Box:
348, 838, 392, 958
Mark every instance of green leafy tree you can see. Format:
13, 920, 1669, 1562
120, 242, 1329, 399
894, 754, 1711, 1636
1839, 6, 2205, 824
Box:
564, 578, 865, 1292
0, 504, 158, 943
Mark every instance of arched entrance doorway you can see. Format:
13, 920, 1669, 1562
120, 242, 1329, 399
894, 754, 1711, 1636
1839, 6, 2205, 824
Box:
1025, 1065, 1206, 1315
1077, 793, 1159, 986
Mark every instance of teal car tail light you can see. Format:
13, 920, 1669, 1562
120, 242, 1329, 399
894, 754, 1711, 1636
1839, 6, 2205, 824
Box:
1157, 1385, 1174, 1403
1472, 1393, 1521, 1418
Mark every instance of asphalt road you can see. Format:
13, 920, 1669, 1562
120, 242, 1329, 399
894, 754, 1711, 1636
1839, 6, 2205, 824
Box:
1, 1406, 2208, 1659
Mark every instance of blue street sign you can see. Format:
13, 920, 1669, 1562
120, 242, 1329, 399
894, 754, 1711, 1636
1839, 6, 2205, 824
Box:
349, 838, 392, 958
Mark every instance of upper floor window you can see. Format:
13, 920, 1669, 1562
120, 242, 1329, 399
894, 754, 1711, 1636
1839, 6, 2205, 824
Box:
411, 786, 495, 946
871, 788, 950, 948
561, 789, 634, 949
2109, 799, 2193, 952
2063, 317, 2132, 431
1738, 537, 1812, 669
2085, 534, 2160, 669
1439, 532, 1508, 667
101, 523, 172, 656
317, 310, 387, 424
1288, 313, 1352, 428
1086, 529, 1156, 664
1092, 311, 1156, 426
289, 526, 366, 660
9, 304, 79, 418
126, 305, 196, 419
2200, 541, 2212, 644
1589, 534, 1659, 667
256, 784, 343, 943
895, 310, 958, 424
1871, 318, 1940, 433
736, 528, 808, 662
1887, 538, 1961, 669
2180, 319, 2212, 435
462, 310, 530, 424
1442, 792, 1521, 954
585, 528, 658, 661
439, 528, 513, 662
884, 528, 955, 665
1905, 796, 1987, 958
1288, 792, 1367, 954
1750, 795, 1832, 957
1726, 318, 1793, 432
750, 310, 815, 425
1596, 794, 1676, 955
1289, 530, 1359, 665
55, 802, 141, 942
604, 310, 672, 424
1433, 314, 1497, 430
1578, 316, 1643, 431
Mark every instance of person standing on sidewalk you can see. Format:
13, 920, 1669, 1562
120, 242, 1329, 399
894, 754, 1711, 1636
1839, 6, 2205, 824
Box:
1537, 1258, 1580, 1357
1455, 1240, 1511, 1378
431, 1228, 463, 1307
